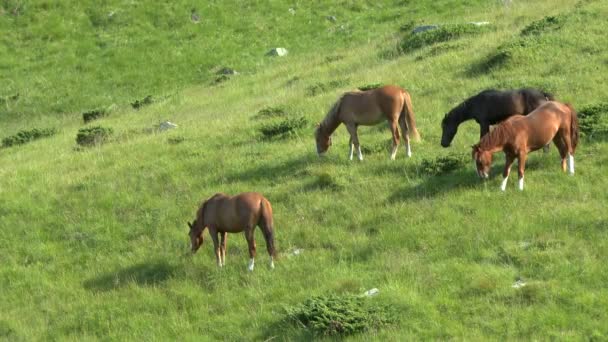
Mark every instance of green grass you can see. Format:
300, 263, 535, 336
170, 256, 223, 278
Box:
1, 0, 608, 340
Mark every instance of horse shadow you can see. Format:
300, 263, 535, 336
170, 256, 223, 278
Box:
388, 168, 481, 201
83, 260, 177, 292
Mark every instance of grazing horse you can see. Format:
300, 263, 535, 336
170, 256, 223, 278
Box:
314, 85, 421, 161
441, 88, 554, 147
472, 101, 579, 191
187, 192, 276, 271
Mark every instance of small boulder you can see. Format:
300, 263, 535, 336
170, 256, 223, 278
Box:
288, 8, 296, 15
267, 47, 288, 57
159, 121, 178, 131
470, 21, 490, 26
327, 15, 337, 22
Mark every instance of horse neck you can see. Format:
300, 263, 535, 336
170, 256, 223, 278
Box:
446, 103, 472, 126
320, 108, 341, 137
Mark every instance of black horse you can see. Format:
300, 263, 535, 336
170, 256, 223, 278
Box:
440, 88, 554, 147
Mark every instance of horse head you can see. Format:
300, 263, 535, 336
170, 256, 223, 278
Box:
471, 144, 491, 179
187, 220, 206, 253
314, 123, 331, 155
440, 113, 458, 148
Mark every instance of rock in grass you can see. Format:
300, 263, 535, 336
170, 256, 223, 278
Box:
216, 67, 238, 75
267, 47, 288, 57
158, 121, 178, 131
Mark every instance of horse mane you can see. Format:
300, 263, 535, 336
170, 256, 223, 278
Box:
318, 95, 344, 136
443, 100, 468, 125
477, 117, 522, 151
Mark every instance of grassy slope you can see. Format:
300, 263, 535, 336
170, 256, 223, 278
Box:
1, 0, 608, 340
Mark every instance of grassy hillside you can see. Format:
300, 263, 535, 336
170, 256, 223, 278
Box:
1, 0, 608, 340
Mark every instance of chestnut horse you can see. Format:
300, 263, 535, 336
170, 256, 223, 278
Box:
472, 101, 579, 191
187, 192, 276, 271
441, 88, 554, 147
315, 85, 420, 161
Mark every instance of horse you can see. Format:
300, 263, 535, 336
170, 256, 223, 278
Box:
472, 101, 579, 191
314, 85, 421, 161
441, 88, 554, 147
187, 192, 276, 271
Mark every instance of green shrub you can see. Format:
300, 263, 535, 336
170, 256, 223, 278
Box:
420, 153, 468, 175
521, 14, 569, 36
309, 172, 346, 191
2, 128, 57, 148
401, 23, 493, 52
578, 103, 608, 137
286, 294, 396, 336
131, 95, 153, 110
306, 80, 349, 97
82, 109, 107, 123
358, 83, 383, 91
76, 126, 113, 146
259, 116, 308, 139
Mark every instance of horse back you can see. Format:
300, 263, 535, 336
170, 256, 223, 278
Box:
341, 85, 404, 124
203, 192, 267, 232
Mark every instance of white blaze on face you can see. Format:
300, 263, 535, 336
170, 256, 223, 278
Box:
248, 258, 255, 272
568, 154, 575, 175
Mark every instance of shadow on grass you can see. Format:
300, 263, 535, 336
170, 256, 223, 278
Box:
83, 260, 176, 292
225, 154, 317, 183
388, 168, 480, 201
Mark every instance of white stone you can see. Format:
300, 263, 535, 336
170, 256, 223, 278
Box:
364, 288, 379, 297
267, 48, 288, 57
159, 121, 178, 131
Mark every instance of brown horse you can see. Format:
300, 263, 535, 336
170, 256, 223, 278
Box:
187, 192, 276, 271
472, 101, 579, 191
315, 85, 421, 161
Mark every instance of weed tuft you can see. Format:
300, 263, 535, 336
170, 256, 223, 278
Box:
521, 14, 569, 36
255, 106, 288, 119
76, 126, 113, 146
82, 109, 108, 123
420, 153, 468, 176
401, 23, 493, 52
310, 172, 346, 191
259, 116, 308, 140
358, 83, 383, 91
2, 128, 57, 148
131, 95, 153, 110
286, 294, 396, 336
306, 80, 349, 97
578, 103, 608, 137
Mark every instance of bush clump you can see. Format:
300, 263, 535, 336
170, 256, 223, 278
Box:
578, 103, 608, 137
259, 116, 308, 139
309, 172, 346, 191
521, 14, 568, 36
358, 83, 383, 91
401, 23, 493, 52
286, 294, 396, 336
306, 80, 348, 97
76, 126, 113, 146
420, 153, 468, 175
2, 128, 57, 148
131, 95, 153, 110
82, 109, 107, 123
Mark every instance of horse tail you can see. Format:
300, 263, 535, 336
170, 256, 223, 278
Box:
401, 90, 421, 141
259, 198, 276, 258
565, 103, 579, 153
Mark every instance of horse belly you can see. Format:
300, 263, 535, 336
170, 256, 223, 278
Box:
353, 111, 384, 125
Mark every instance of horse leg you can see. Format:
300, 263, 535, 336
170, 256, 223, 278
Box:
517, 152, 527, 191
561, 129, 575, 175
398, 115, 411, 157
245, 228, 257, 271
389, 120, 400, 160
209, 228, 221, 267
220, 232, 227, 266
501, 153, 515, 191
346, 123, 363, 161
260, 222, 276, 269
553, 134, 569, 173
348, 137, 354, 161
